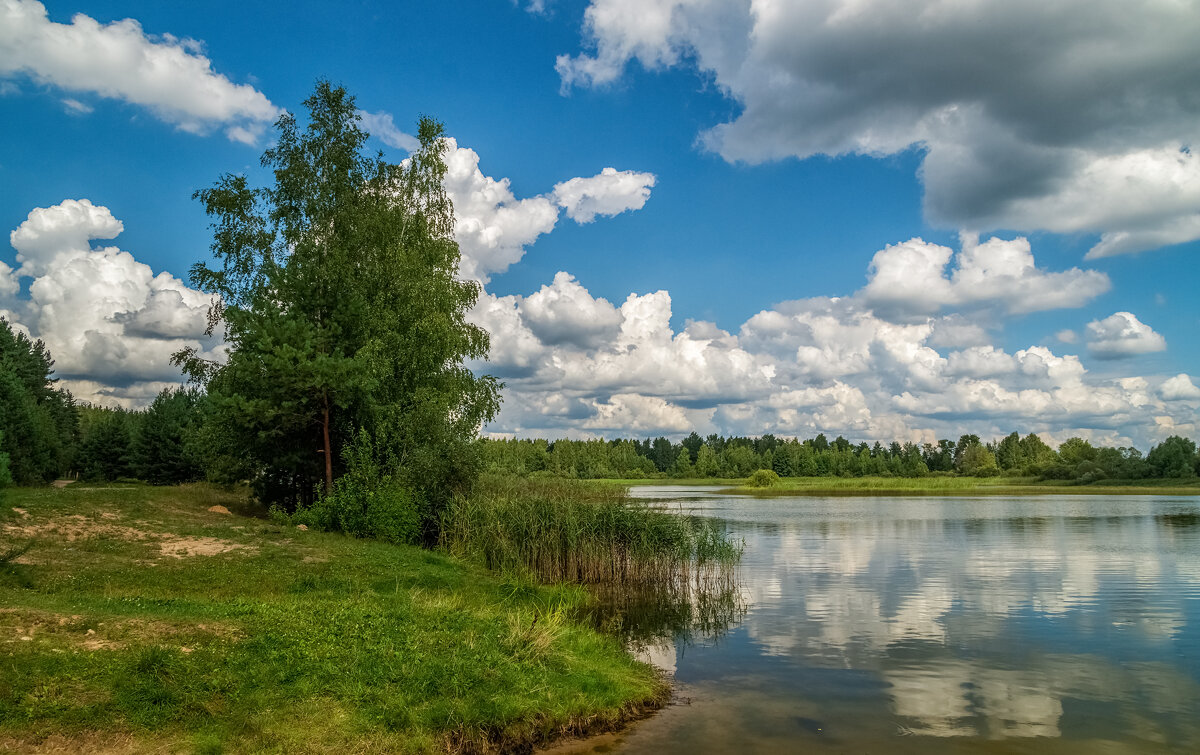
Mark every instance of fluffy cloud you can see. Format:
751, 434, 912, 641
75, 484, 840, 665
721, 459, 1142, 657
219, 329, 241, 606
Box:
860, 235, 1109, 321
558, 0, 1200, 256
0, 0, 280, 143
945, 347, 1015, 380
471, 282, 777, 428
519, 271, 622, 348
9, 198, 123, 276
551, 167, 656, 223
1086, 312, 1167, 360
4, 199, 219, 400
442, 138, 561, 283
1160, 374, 1200, 402
584, 393, 692, 434
440, 138, 656, 282
0, 259, 17, 303
470, 230, 1185, 446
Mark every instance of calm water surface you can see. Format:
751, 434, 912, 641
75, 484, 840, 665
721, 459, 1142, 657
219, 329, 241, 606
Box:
564, 489, 1200, 754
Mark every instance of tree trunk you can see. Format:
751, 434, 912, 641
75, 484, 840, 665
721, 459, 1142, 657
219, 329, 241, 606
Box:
322, 393, 333, 494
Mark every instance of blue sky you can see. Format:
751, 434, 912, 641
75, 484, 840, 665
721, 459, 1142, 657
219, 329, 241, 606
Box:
2, 0, 1199, 448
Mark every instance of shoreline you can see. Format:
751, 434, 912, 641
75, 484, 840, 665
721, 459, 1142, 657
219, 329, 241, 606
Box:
589, 476, 1200, 496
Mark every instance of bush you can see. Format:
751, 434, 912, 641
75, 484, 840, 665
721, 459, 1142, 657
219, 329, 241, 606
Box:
290, 432, 423, 545
745, 469, 781, 488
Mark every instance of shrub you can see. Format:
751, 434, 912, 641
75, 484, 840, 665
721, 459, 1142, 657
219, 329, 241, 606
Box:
745, 469, 781, 488
291, 431, 423, 545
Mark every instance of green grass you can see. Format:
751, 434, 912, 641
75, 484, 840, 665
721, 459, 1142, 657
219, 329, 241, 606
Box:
441, 476, 740, 585
591, 475, 1200, 496
0, 483, 666, 753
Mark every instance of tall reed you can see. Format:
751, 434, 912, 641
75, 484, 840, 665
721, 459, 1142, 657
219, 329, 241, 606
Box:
440, 475, 740, 585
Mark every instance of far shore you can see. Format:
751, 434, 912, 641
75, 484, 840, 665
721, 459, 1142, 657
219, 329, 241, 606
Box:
587, 475, 1200, 496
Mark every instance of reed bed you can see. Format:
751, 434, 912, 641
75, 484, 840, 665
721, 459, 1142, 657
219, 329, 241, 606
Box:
441, 475, 741, 585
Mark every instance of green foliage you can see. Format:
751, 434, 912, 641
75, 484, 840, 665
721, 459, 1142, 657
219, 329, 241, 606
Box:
440, 475, 740, 584
477, 430, 1197, 485
670, 449, 694, 477
75, 407, 135, 482
745, 469, 781, 488
1058, 437, 1097, 466
176, 82, 499, 519
133, 388, 205, 485
960, 443, 1000, 477
1147, 435, 1198, 478
0, 320, 76, 484
995, 432, 1022, 470
291, 431, 423, 544
694, 443, 720, 477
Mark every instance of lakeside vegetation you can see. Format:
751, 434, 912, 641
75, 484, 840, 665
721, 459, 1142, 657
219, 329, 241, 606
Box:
0, 483, 667, 753
440, 476, 739, 584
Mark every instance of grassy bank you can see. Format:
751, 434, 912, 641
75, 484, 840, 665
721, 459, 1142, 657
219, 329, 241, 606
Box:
440, 476, 740, 584
0, 483, 666, 754
590, 475, 1200, 496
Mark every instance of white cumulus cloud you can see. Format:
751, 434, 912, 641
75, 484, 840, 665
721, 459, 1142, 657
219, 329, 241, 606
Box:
1160, 374, 1200, 402
860, 234, 1109, 322
5, 199, 220, 401
584, 393, 693, 434
1086, 312, 1167, 360
551, 167, 656, 223
519, 271, 622, 348
0, 0, 281, 143
441, 137, 656, 282
470, 232, 1183, 446
9, 197, 123, 276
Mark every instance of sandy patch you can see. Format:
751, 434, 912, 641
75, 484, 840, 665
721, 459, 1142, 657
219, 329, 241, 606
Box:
159, 536, 254, 558
3, 513, 255, 561
2, 514, 149, 543
11, 507, 29, 518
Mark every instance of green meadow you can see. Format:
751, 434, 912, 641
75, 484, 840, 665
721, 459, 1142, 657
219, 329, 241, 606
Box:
0, 483, 667, 754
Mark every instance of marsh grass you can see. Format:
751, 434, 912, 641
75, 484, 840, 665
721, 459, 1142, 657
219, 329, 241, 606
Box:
440, 476, 741, 585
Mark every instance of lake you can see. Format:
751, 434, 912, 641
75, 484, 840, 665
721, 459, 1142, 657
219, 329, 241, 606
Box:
559, 487, 1200, 754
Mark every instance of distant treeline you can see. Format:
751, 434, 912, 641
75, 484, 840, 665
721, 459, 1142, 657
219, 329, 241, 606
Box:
479, 432, 1200, 482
